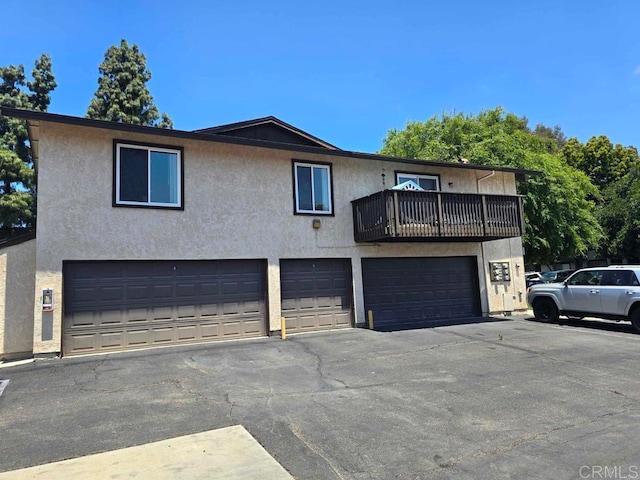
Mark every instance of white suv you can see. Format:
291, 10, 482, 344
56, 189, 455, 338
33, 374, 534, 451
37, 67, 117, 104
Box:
527, 266, 640, 332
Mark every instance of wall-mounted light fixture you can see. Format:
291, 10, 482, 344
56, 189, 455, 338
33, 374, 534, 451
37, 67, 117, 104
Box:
312, 219, 321, 229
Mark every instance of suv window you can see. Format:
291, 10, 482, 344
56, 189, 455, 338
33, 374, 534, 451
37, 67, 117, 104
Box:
556, 271, 573, 282
601, 270, 639, 286
568, 270, 604, 286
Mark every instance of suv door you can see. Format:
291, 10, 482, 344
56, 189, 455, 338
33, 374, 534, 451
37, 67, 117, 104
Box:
600, 270, 639, 315
563, 270, 604, 313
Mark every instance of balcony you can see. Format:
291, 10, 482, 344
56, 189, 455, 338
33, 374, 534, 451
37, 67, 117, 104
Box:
352, 190, 524, 243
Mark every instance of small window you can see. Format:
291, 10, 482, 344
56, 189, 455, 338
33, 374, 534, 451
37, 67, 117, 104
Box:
602, 270, 636, 286
395, 172, 440, 191
115, 143, 183, 208
293, 161, 332, 215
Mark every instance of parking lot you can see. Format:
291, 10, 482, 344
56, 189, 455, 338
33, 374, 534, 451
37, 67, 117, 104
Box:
1, 316, 639, 479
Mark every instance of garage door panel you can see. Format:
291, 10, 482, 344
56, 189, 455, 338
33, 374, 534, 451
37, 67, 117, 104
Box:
127, 330, 149, 346
177, 283, 197, 297
103, 286, 126, 301
100, 310, 124, 325
243, 300, 262, 314
63, 260, 266, 356
151, 306, 172, 321
362, 257, 481, 331
334, 313, 351, 326
101, 332, 123, 348
197, 324, 218, 339
177, 304, 196, 318
72, 286, 101, 303
280, 259, 353, 334
298, 297, 315, 310
152, 327, 173, 344
316, 314, 336, 327
70, 333, 98, 352
241, 319, 264, 335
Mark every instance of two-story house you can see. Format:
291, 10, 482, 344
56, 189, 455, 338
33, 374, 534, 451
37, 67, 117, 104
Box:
0, 107, 537, 359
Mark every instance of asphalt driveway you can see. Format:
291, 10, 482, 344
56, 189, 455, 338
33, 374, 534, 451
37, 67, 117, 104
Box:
1, 316, 639, 479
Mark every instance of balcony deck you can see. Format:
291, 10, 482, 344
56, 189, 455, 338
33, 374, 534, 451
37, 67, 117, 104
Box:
352, 190, 524, 243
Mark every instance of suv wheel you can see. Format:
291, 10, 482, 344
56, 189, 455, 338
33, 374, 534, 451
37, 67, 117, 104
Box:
631, 308, 640, 334
533, 298, 559, 323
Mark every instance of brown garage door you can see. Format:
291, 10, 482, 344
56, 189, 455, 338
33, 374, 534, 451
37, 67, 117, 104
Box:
63, 260, 266, 356
280, 259, 353, 334
362, 256, 481, 331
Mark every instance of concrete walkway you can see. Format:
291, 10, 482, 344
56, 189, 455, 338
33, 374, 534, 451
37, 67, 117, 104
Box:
0, 426, 293, 480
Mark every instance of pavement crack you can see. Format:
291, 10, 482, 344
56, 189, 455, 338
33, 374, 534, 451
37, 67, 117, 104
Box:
290, 338, 341, 390
286, 419, 346, 479
224, 392, 237, 423
183, 356, 210, 374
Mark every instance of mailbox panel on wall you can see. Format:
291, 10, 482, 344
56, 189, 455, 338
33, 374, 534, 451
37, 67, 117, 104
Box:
489, 262, 511, 282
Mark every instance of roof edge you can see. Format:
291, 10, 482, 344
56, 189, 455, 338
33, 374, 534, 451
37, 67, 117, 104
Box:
0, 230, 36, 250
0, 107, 541, 178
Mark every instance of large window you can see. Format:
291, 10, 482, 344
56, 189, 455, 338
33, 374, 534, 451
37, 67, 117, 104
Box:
395, 172, 440, 191
293, 161, 333, 215
115, 142, 183, 209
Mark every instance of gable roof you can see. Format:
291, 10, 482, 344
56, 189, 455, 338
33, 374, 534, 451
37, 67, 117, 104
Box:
194, 116, 340, 150
0, 107, 541, 180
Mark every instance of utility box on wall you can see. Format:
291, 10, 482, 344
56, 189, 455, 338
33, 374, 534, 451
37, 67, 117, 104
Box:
489, 262, 511, 282
42, 289, 53, 311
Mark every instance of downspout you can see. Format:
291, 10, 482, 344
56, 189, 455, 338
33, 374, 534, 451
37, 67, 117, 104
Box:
476, 170, 495, 193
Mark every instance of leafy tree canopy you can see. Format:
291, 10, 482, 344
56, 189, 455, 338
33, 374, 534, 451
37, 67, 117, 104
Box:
532, 124, 567, 152
380, 107, 603, 265
87, 39, 173, 128
598, 165, 640, 262
560, 135, 639, 191
0, 54, 56, 235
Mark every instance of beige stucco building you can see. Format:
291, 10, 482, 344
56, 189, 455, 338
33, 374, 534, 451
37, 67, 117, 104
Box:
0, 108, 537, 359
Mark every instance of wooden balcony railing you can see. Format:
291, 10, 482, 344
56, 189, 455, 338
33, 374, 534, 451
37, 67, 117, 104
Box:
351, 190, 524, 242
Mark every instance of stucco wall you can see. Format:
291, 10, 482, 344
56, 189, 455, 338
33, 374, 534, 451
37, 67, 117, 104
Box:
32, 122, 527, 354
0, 238, 36, 359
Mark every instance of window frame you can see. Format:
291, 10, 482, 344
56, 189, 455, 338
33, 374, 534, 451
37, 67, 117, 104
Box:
601, 270, 639, 287
113, 140, 184, 210
292, 160, 334, 216
394, 171, 441, 191
568, 270, 604, 286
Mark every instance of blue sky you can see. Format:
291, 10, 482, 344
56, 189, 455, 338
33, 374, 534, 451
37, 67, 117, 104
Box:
2, 0, 638, 153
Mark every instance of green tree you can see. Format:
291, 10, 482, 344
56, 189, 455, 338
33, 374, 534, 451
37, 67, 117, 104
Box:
559, 135, 639, 191
380, 108, 602, 265
0, 54, 56, 236
598, 166, 640, 262
532, 124, 567, 152
87, 39, 173, 128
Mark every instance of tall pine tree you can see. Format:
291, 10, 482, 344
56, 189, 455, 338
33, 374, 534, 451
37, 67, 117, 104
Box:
0, 54, 56, 237
87, 40, 172, 128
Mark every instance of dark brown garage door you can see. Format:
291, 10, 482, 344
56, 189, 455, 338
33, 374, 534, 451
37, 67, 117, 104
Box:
362, 256, 481, 331
280, 259, 353, 334
63, 260, 266, 356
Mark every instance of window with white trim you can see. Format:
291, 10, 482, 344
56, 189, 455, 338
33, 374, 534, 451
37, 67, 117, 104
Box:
293, 161, 332, 214
115, 143, 182, 208
395, 172, 440, 191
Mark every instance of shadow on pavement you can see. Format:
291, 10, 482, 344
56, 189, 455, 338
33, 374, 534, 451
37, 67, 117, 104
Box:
525, 316, 639, 335
373, 316, 511, 332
